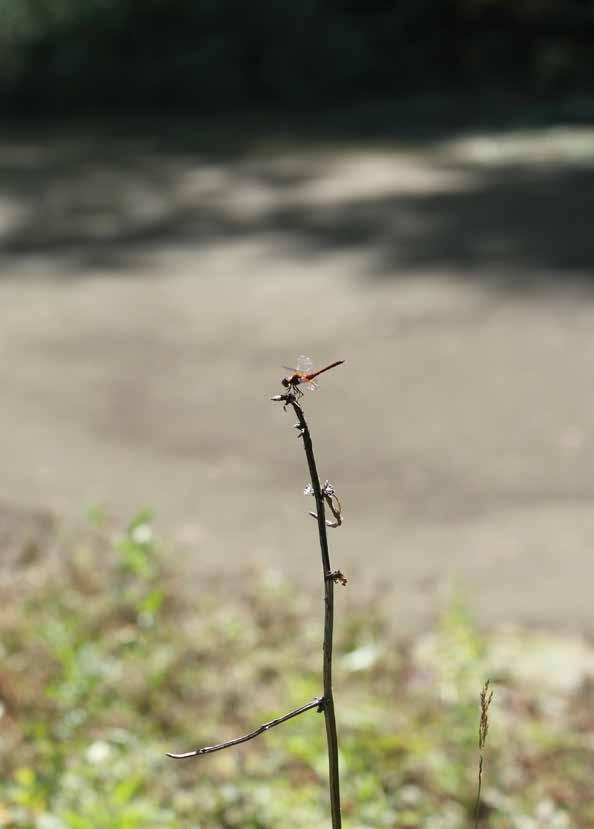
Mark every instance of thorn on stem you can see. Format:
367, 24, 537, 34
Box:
326, 569, 348, 586
270, 392, 300, 412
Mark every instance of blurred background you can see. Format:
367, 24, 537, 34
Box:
2, 2, 594, 826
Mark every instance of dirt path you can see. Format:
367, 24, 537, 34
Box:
2, 120, 594, 629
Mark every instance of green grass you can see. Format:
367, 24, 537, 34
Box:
0, 512, 591, 827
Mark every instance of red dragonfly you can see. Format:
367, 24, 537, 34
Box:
282, 355, 345, 395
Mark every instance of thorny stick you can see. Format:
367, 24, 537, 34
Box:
167, 698, 324, 759
169, 379, 343, 829
283, 392, 343, 829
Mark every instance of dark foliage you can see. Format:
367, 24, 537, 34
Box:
1, 0, 594, 113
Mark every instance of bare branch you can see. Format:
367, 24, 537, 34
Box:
170, 382, 344, 826
283, 391, 343, 829
167, 698, 323, 760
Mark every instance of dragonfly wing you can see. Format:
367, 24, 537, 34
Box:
296, 355, 313, 373
303, 379, 319, 391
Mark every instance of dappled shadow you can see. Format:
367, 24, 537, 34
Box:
264, 164, 594, 284
1, 114, 594, 289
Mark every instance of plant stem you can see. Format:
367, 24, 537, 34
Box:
289, 397, 342, 829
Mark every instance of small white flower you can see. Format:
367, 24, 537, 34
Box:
86, 740, 112, 765
131, 523, 153, 545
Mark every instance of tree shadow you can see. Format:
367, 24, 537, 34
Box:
1, 112, 593, 293
265, 163, 594, 286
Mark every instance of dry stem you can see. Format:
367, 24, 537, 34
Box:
167, 698, 323, 759
474, 679, 494, 828
285, 393, 343, 829
168, 382, 344, 829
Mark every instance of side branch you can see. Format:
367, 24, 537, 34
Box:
167, 698, 323, 760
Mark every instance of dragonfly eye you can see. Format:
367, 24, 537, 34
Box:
281, 377, 290, 388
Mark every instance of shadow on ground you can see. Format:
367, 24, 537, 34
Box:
1, 110, 594, 288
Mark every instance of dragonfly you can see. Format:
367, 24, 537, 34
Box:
281, 356, 345, 396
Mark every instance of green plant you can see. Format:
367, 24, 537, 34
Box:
0, 508, 587, 826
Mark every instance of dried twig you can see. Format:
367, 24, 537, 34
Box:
474, 679, 494, 828
276, 390, 343, 829
169, 369, 345, 829
167, 698, 323, 759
